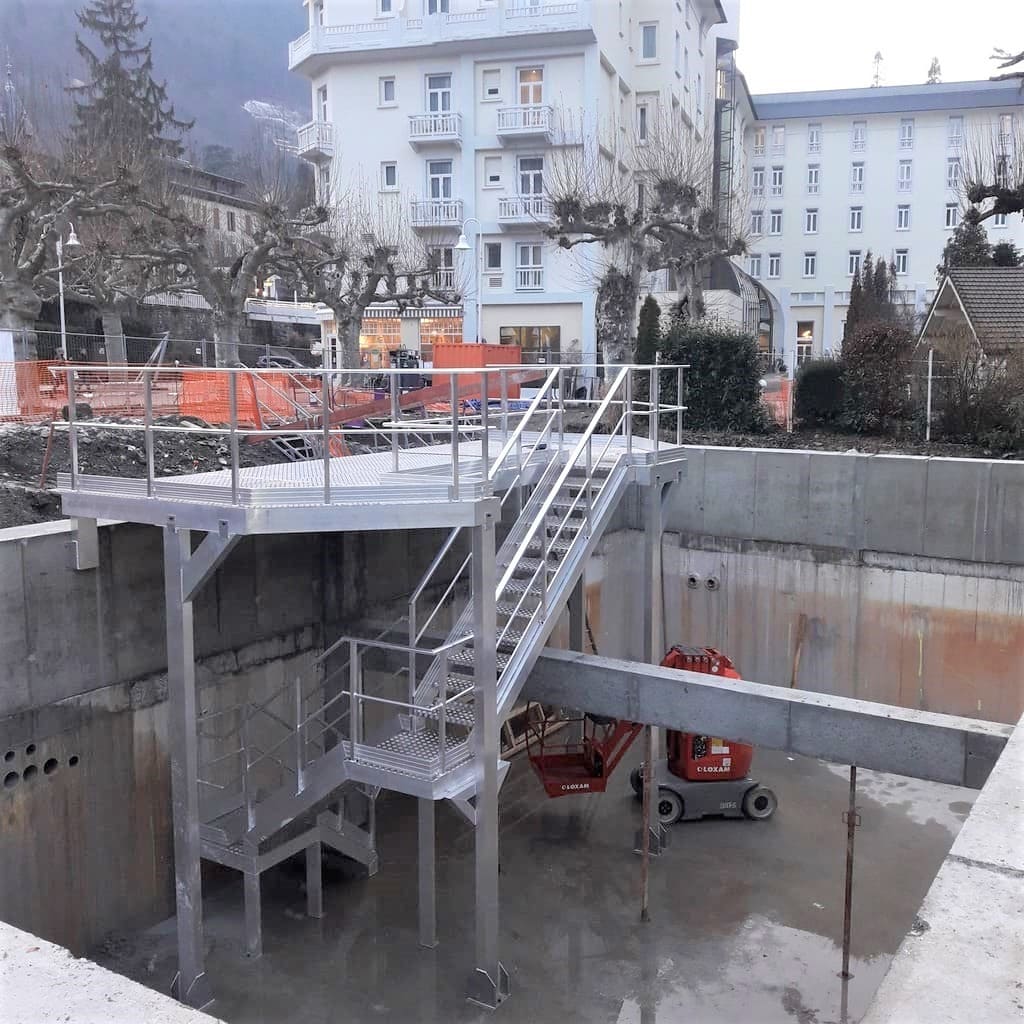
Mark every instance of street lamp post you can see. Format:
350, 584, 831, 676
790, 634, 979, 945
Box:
57, 224, 82, 361
455, 217, 483, 345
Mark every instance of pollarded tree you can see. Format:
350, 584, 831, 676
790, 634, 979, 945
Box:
546, 111, 745, 368
277, 182, 464, 375
993, 240, 1023, 266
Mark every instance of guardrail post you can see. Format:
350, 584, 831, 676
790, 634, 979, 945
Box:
650, 366, 659, 455
144, 370, 155, 497
390, 369, 400, 473
557, 367, 566, 450
439, 698, 447, 774
676, 367, 684, 446
322, 372, 331, 504
66, 368, 79, 489
624, 370, 633, 454
481, 370, 490, 493
241, 710, 255, 831
450, 372, 460, 498
348, 641, 359, 750
500, 370, 509, 437
294, 677, 306, 794
229, 371, 240, 505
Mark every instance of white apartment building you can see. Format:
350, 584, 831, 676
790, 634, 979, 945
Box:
289, 0, 731, 368
742, 79, 1024, 370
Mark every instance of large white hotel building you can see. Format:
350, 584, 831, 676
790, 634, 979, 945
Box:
289, 1, 1022, 372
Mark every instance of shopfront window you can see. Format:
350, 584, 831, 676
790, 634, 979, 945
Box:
499, 325, 561, 362
419, 317, 462, 365
358, 318, 402, 369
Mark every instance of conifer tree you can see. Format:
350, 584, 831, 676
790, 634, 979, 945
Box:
936, 216, 993, 282
636, 294, 662, 363
843, 264, 863, 343
70, 0, 192, 164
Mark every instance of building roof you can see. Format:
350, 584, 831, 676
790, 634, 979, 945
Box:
751, 78, 1022, 121
922, 267, 1024, 354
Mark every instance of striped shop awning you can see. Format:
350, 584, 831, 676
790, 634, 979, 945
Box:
362, 305, 463, 319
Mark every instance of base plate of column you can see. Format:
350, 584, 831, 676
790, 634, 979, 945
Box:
633, 823, 670, 857
467, 963, 510, 1009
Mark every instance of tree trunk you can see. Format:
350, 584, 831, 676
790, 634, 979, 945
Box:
0, 279, 43, 361
596, 265, 642, 370
101, 310, 127, 364
213, 317, 242, 367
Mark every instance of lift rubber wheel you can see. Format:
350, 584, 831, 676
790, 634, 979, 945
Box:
630, 766, 644, 798
742, 785, 778, 820
657, 787, 684, 825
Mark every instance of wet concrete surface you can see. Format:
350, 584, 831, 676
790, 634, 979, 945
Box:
95, 748, 974, 1024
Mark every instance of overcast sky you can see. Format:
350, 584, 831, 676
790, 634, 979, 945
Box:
737, 0, 1024, 95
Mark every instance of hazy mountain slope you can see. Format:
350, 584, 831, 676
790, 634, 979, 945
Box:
0, 0, 309, 150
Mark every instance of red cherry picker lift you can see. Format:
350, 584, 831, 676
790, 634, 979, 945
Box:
526, 645, 778, 826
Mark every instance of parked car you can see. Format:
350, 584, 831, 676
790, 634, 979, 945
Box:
256, 353, 308, 370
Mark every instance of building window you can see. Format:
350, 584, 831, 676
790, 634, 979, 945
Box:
427, 0, 450, 13
381, 162, 398, 190
850, 161, 864, 193
379, 0, 393, 13
851, 120, 866, 151
748, 253, 762, 278
848, 250, 862, 275
998, 113, 1014, 151
637, 103, 649, 142
431, 246, 455, 289
806, 164, 820, 194
518, 67, 544, 105
948, 115, 964, 148
485, 242, 502, 270
770, 166, 784, 196
314, 0, 325, 25
641, 23, 658, 60
898, 159, 913, 192
518, 156, 544, 195
427, 159, 453, 199
894, 249, 909, 275
767, 253, 781, 278
427, 73, 452, 112
807, 123, 821, 153
849, 206, 863, 232
211, 207, 220, 230
750, 210, 764, 234
379, 77, 396, 106
685, 0, 693, 27
696, 73, 703, 118
245, 214, 253, 234
674, 32, 681, 74
899, 118, 914, 149
500, 325, 561, 358
226, 212, 236, 234
684, 47, 690, 84
753, 126, 765, 156
516, 243, 544, 291
993, 212, 1008, 228
482, 69, 501, 101
946, 157, 962, 189
945, 204, 960, 229
318, 163, 330, 201
752, 166, 765, 197
896, 204, 911, 230
996, 154, 1011, 186
804, 208, 818, 233
769, 209, 782, 234
771, 125, 785, 154
317, 85, 328, 122
637, 182, 646, 213
358, 318, 402, 370
419, 317, 461, 364
803, 252, 817, 278
483, 155, 502, 187
796, 321, 814, 366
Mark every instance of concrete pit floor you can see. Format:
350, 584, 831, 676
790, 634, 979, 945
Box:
95, 747, 975, 1024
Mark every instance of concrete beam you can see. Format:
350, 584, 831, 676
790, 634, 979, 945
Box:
526, 650, 1012, 790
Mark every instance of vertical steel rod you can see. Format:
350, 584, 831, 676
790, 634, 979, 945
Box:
841, 765, 858, 979
294, 676, 306, 793
67, 369, 79, 490
481, 370, 490, 491
676, 367, 684, 445
500, 369, 509, 437
649, 366, 658, 452
925, 349, 934, 443
228, 372, 240, 505
390, 369, 400, 473
322, 373, 331, 504
624, 371, 633, 452
348, 641, 359, 750
450, 372, 460, 497
144, 371, 155, 497
640, 724, 652, 923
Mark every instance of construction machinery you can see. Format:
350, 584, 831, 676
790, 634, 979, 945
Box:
527, 645, 778, 826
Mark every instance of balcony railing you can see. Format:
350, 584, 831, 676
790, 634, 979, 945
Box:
410, 199, 464, 227
432, 268, 456, 290
498, 196, 553, 223
408, 112, 463, 147
516, 268, 544, 291
296, 121, 334, 161
290, 3, 590, 69
496, 105, 554, 136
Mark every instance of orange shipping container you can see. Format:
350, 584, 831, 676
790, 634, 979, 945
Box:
431, 343, 522, 399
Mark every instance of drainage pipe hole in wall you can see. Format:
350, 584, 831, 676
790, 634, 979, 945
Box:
25, 744, 36, 756
3, 750, 13, 762
43, 759, 58, 775
22, 765, 38, 781
68, 756, 80, 767
3, 772, 17, 789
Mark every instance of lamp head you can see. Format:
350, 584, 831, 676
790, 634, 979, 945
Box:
454, 233, 471, 251
64, 225, 82, 251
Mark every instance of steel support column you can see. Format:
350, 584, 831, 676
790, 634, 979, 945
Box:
164, 527, 213, 1008
418, 798, 437, 948
467, 512, 509, 1008
568, 575, 585, 653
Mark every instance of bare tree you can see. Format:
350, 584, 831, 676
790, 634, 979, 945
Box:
962, 115, 1024, 221
545, 111, 745, 367
990, 47, 1024, 83
276, 175, 464, 375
